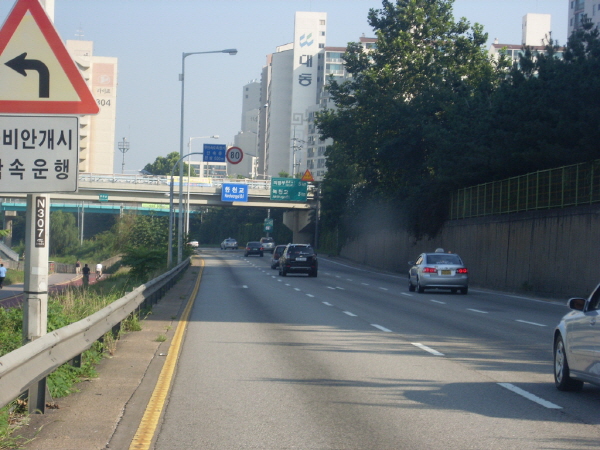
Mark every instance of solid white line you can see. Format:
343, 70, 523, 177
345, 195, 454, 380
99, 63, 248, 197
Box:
498, 383, 562, 409
306, 294, 314, 298
323, 302, 333, 306
412, 343, 445, 356
371, 324, 392, 332
516, 320, 547, 327
430, 299, 446, 304
467, 308, 488, 314
343, 311, 357, 317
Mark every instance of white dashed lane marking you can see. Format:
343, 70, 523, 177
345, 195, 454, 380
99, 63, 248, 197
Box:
412, 343, 444, 356
371, 324, 392, 333
343, 311, 357, 317
467, 308, 488, 314
498, 383, 561, 409
516, 320, 547, 327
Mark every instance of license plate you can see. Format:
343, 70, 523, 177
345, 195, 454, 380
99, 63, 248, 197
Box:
441, 270, 451, 275
296, 257, 307, 261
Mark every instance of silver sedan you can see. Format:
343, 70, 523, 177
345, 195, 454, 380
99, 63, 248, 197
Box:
554, 283, 600, 391
408, 249, 469, 294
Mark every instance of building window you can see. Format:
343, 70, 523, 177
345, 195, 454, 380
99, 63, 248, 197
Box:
319, 43, 324, 48
320, 31, 325, 36
320, 20, 325, 25
317, 158, 326, 169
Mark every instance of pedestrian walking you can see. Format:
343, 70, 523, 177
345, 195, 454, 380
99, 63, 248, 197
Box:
82, 263, 90, 287
75, 260, 81, 274
96, 262, 103, 280
0, 263, 6, 289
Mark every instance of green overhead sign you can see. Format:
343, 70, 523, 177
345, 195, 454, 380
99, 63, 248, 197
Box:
270, 178, 308, 202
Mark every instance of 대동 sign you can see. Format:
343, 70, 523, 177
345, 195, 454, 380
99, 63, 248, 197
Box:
221, 183, 248, 202
0, 115, 78, 193
270, 178, 308, 201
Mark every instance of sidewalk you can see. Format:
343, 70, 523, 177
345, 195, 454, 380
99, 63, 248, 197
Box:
0, 273, 85, 309
14, 259, 200, 450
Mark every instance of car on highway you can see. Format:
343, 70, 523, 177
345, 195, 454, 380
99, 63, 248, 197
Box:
244, 241, 263, 257
260, 237, 275, 253
270, 244, 287, 269
221, 238, 238, 250
278, 244, 318, 277
187, 240, 199, 248
553, 283, 600, 391
408, 248, 468, 294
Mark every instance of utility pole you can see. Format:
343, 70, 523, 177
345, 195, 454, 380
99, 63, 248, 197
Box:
118, 137, 130, 174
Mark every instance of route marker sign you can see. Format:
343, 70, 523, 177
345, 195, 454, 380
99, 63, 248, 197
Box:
0, 0, 99, 114
226, 146, 243, 165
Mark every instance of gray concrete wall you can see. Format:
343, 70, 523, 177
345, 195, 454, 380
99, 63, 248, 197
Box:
340, 204, 600, 298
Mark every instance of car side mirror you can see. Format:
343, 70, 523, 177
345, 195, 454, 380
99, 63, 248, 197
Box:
408, 261, 414, 266
567, 297, 586, 311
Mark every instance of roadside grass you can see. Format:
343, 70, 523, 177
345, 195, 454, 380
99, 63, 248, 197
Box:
0, 268, 150, 448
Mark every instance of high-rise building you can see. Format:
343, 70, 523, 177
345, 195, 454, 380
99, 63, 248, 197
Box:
568, 0, 600, 35
66, 40, 117, 174
232, 80, 261, 178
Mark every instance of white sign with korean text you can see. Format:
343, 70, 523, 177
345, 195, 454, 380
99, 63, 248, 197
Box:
0, 115, 78, 192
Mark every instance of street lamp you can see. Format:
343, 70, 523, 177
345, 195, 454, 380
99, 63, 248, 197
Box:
186, 135, 218, 235
178, 48, 237, 264
118, 137, 129, 174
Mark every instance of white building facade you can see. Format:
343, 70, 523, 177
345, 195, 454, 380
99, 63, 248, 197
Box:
568, 0, 600, 35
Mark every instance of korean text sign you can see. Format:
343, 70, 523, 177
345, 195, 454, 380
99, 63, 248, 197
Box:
270, 178, 308, 201
221, 183, 248, 202
0, 115, 78, 192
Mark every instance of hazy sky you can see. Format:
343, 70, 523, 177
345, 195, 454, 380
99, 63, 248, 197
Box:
0, 0, 569, 173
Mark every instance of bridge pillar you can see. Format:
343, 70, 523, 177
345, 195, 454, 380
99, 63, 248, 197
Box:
283, 210, 313, 244
3, 210, 17, 247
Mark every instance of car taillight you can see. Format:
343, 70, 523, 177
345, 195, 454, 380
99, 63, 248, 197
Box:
423, 267, 437, 273
456, 268, 468, 274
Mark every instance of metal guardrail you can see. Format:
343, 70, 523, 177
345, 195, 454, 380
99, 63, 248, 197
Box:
0, 258, 189, 411
0, 241, 19, 262
450, 160, 600, 219
79, 173, 273, 191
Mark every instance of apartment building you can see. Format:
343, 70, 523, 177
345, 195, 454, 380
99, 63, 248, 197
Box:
568, 0, 600, 35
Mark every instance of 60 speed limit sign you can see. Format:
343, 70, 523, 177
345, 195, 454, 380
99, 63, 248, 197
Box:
226, 146, 244, 164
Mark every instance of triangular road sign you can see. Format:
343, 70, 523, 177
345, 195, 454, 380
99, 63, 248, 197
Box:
301, 169, 315, 182
0, 0, 99, 114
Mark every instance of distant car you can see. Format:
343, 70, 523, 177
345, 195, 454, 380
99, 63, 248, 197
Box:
278, 244, 318, 277
221, 238, 238, 250
244, 241, 263, 257
260, 237, 275, 253
270, 244, 287, 269
187, 240, 199, 248
408, 249, 468, 294
553, 283, 600, 391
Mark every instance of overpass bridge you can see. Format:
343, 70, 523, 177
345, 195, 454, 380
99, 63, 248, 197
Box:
1, 173, 317, 242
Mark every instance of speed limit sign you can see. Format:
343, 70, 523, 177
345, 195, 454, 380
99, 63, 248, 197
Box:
226, 146, 244, 164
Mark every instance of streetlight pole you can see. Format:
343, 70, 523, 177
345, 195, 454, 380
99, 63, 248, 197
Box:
118, 137, 129, 174
186, 135, 218, 236
178, 48, 237, 264
168, 152, 205, 268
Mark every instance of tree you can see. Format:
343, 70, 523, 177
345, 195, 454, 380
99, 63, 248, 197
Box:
316, 0, 507, 238
50, 211, 79, 256
143, 151, 196, 176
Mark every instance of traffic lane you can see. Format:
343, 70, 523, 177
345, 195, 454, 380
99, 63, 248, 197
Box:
156, 254, 598, 449
262, 257, 600, 423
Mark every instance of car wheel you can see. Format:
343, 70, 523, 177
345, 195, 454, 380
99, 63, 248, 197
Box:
312, 270, 318, 278
554, 335, 584, 391
260, 252, 264, 257
281, 268, 287, 276
417, 279, 425, 293
460, 287, 468, 295
408, 278, 415, 292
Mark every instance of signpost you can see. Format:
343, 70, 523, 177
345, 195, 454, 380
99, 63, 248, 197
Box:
221, 183, 248, 202
270, 178, 308, 202
226, 146, 243, 165
0, 0, 99, 413
264, 217, 274, 233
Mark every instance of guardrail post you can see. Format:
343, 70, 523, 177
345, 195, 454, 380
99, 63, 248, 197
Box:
71, 353, 82, 368
28, 378, 46, 414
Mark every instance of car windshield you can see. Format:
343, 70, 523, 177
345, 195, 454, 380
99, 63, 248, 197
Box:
426, 254, 462, 265
262, 238, 274, 243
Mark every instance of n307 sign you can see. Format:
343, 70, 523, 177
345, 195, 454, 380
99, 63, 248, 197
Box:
0, 115, 79, 193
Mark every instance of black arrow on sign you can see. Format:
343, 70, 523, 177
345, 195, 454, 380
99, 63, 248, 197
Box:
5, 52, 50, 98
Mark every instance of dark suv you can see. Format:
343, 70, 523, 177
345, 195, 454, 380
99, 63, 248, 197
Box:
278, 244, 318, 277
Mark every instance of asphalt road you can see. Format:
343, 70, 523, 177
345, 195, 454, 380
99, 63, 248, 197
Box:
152, 250, 600, 449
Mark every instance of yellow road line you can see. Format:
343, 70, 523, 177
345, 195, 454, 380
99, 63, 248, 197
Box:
129, 257, 204, 449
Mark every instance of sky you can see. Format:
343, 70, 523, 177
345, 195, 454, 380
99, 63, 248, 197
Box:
0, 0, 569, 174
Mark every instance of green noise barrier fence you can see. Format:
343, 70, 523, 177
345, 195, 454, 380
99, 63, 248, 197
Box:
450, 160, 600, 220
